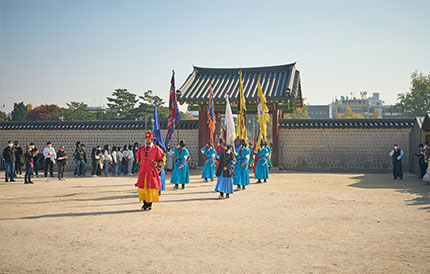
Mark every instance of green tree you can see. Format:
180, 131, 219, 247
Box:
48, 102, 96, 121
341, 106, 364, 119
27, 104, 61, 121
10, 102, 29, 121
396, 71, 430, 117
0, 111, 8, 121
130, 90, 169, 121
106, 89, 138, 119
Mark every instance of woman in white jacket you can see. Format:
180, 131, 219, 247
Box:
103, 145, 112, 177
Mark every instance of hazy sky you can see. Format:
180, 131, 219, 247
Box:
1, 0, 429, 113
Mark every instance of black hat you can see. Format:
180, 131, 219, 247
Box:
179, 140, 185, 147
219, 138, 224, 144
208, 141, 213, 147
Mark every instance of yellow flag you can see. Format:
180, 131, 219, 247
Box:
235, 69, 248, 142
256, 75, 270, 150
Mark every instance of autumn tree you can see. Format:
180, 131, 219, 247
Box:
371, 109, 380, 118
396, 71, 430, 117
26, 104, 61, 121
341, 106, 364, 119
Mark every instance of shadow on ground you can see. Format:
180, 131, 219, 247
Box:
348, 174, 430, 211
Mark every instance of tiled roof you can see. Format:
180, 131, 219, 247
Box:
177, 63, 302, 103
279, 119, 415, 129
0, 120, 199, 130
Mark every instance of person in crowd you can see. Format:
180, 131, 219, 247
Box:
111, 146, 118, 176
215, 138, 224, 170
201, 141, 216, 182
56, 146, 68, 181
116, 146, 123, 176
121, 145, 129, 175
103, 145, 112, 177
132, 142, 139, 175
77, 144, 87, 176
14, 141, 23, 178
126, 145, 134, 175
234, 137, 241, 153
233, 139, 250, 191
255, 142, 270, 183
415, 143, 427, 179
252, 143, 259, 175
91, 146, 103, 177
28, 143, 39, 177
43, 142, 56, 177
215, 144, 236, 199
3, 141, 16, 182
73, 141, 81, 176
165, 146, 174, 171
170, 140, 190, 190
389, 144, 404, 180
134, 132, 166, 211
24, 144, 37, 184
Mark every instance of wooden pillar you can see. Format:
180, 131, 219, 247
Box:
198, 104, 208, 166
272, 103, 279, 167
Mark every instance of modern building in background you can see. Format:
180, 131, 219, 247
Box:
329, 92, 400, 118
308, 105, 330, 119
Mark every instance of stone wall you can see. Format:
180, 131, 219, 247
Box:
278, 128, 411, 171
0, 129, 199, 171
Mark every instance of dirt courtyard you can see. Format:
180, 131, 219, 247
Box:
0, 170, 429, 273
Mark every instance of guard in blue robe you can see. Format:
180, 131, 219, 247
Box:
233, 140, 250, 190
170, 140, 190, 189
201, 142, 216, 182
389, 144, 404, 180
255, 142, 269, 183
215, 144, 235, 199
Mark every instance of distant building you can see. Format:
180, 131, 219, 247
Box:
308, 105, 330, 119
330, 92, 400, 118
87, 106, 108, 113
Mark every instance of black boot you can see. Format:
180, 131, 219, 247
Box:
218, 192, 224, 199
147, 202, 152, 211
225, 194, 230, 199
264, 179, 267, 183
242, 185, 246, 190
181, 184, 185, 190
142, 201, 147, 210
256, 179, 261, 184
174, 184, 178, 190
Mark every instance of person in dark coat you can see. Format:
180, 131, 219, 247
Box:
14, 141, 23, 178
56, 146, 68, 181
3, 141, 16, 182
415, 143, 427, 179
389, 144, 404, 180
215, 144, 236, 199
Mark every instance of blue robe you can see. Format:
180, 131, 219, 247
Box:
201, 146, 216, 179
255, 147, 269, 180
159, 169, 166, 191
215, 158, 236, 194
233, 147, 250, 186
170, 147, 190, 184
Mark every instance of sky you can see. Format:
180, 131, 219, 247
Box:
1, 0, 429, 113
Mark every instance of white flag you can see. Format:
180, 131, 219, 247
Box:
225, 94, 236, 146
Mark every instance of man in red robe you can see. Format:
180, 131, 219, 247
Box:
135, 132, 166, 211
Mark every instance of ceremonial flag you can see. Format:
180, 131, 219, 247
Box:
165, 70, 181, 148
256, 75, 270, 149
235, 69, 247, 142
225, 93, 236, 147
153, 98, 165, 149
207, 81, 216, 144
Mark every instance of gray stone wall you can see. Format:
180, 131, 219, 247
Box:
0, 129, 199, 171
278, 128, 411, 171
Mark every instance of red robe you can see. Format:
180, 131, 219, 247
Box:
134, 144, 166, 189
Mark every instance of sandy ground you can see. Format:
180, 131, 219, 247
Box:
0, 170, 429, 274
